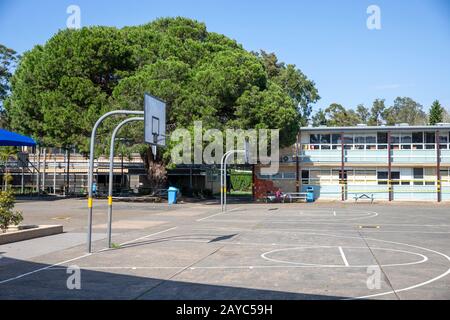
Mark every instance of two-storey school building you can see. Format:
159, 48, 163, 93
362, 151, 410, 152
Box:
254, 123, 450, 202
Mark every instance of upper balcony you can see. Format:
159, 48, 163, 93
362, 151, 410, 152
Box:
299, 129, 450, 166
300, 145, 450, 166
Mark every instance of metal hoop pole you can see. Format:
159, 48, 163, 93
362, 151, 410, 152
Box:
222, 150, 245, 212
107, 117, 144, 248
87, 110, 144, 253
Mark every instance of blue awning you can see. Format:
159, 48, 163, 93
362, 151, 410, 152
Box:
0, 129, 36, 147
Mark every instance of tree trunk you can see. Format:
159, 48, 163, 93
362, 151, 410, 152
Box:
142, 147, 167, 194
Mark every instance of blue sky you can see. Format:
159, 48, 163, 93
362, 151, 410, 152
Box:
1, 0, 449, 113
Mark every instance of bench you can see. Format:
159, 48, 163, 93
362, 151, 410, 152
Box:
284, 192, 308, 203
353, 193, 374, 203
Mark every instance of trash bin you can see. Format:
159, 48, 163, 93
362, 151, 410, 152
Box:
306, 186, 315, 202
168, 187, 178, 205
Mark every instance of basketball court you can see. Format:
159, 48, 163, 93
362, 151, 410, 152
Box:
0, 200, 449, 299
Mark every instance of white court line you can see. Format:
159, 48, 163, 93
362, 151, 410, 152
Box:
0, 253, 92, 285
196, 207, 242, 222
118, 227, 178, 246
0, 226, 178, 285
338, 246, 349, 266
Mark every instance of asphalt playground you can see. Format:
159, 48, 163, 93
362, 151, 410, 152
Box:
0, 198, 449, 300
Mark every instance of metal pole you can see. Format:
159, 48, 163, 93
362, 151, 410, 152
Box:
42, 148, 46, 193
21, 167, 24, 194
220, 151, 232, 211
220, 152, 228, 211
222, 150, 245, 212
87, 110, 144, 253
107, 117, 144, 248
66, 148, 70, 195
53, 156, 56, 195
36, 147, 41, 195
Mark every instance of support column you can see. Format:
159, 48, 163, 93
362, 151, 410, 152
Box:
387, 131, 392, 201
36, 147, 41, 195
66, 148, 71, 195
340, 132, 345, 201
296, 132, 300, 193
252, 164, 256, 201
42, 148, 46, 193
436, 130, 441, 203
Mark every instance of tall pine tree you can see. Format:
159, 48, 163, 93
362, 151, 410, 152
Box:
429, 100, 444, 125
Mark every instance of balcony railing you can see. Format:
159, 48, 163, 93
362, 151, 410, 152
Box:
300, 147, 450, 164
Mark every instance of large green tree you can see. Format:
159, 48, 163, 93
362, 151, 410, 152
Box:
253, 50, 320, 125
323, 103, 361, 127
5, 17, 319, 188
428, 100, 444, 125
0, 44, 19, 126
368, 99, 386, 126
383, 97, 427, 125
356, 104, 370, 123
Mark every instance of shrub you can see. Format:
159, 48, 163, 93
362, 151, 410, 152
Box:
0, 190, 23, 233
230, 172, 252, 191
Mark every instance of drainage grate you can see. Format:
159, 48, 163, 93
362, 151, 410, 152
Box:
268, 208, 279, 211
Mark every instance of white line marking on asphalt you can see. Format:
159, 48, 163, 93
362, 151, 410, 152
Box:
333, 211, 337, 217
0, 253, 92, 285
118, 227, 178, 246
0, 227, 178, 285
338, 246, 349, 266
196, 207, 242, 222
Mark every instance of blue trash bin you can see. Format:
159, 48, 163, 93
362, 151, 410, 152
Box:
168, 187, 178, 205
306, 186, 315, 202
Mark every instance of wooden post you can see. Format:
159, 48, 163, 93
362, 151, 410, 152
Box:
436, 131, 441, 202
387, 131, 392, 201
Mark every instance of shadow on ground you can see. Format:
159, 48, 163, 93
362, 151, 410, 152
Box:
0, 256, 348, 300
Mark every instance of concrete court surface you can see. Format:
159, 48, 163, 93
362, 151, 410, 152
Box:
0, 198, 449, 300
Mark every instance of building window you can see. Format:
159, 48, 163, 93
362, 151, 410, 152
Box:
320, 134, 331, 144
301, 170, 309, 185
377, 171, 400, 185
391, 135, 400, 143
413, 168, 424, 186
355, 135, 365, 144
401, 134, 412, 144
283, 172, 296, 180
343, 135, 353, 144
425, 132, 435, 149
310, 134, 320, 144
366, 135, 376, 144
377, 171, 388, 185
332, 134, 341, 144
391, 171, 400, 185
377, 132, 388, 144
412, 132, 423, 143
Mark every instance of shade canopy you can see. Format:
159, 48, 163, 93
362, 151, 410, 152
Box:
0, 128, 36, 147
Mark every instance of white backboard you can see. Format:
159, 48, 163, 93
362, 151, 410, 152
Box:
144, 93, 166, 146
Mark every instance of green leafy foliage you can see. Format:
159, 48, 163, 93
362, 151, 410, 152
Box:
6, 17, 319, 164
0, 190, 23, 232
382, 97, 427, 125
230, 171, 252, 192
311, 97, 430, 127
